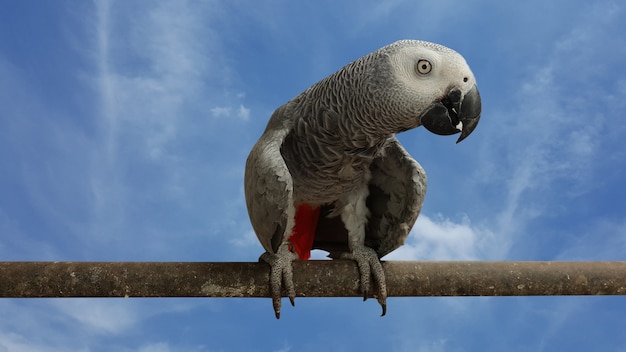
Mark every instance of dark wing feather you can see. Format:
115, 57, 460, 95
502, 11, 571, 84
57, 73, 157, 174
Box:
365, 137, 427, 258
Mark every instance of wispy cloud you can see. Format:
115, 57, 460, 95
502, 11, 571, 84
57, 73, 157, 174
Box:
0, 332, 78, 352
229, 229, 259, 248
0, 299, 204, 352
52, 300, 141, 334
211, 104, 251, 120
93, 0, 217, 161
464, 2, 626, 259
555, 218, 626, 260
81, 0, 255, 258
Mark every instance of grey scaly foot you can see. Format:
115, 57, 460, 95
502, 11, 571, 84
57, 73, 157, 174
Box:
340, 245, 387, 316
259, 247, 298, 319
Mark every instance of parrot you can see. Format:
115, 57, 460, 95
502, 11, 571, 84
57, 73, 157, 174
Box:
244, 40, 481, 318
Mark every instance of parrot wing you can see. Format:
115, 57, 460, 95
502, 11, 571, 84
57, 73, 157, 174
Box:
244, 107, 294, 254
365, 137, 427, 258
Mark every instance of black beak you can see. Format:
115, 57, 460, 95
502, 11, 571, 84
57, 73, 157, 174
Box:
420, 84, 481, 143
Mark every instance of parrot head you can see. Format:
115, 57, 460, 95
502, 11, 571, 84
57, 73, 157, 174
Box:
382, 40, 481, 143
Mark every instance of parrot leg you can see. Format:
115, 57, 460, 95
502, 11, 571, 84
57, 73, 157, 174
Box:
340, 245, 387, 316
337, 187, 388, 316
259, 245, 298, 319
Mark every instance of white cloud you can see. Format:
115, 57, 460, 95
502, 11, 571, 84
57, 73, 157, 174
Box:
210, 104, 250, 120
238, 104, 251, 120
386, 214, 499, 261
137, 342, 171, 352
210, 106, 231, 117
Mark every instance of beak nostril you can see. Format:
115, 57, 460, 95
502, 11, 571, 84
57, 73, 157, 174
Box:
446, 88, 462, 104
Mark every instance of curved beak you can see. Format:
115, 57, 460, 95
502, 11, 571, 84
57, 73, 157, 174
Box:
420, 84, 482, 143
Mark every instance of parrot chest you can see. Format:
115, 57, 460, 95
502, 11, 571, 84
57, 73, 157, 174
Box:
279, 107, 389, 205
296, 158, 370, 203
282, 138, 376, 205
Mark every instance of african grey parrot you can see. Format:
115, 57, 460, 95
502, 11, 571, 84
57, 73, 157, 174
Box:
244, 40, 481, 318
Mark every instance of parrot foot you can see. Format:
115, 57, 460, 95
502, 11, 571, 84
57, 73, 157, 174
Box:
259, 248, 298, 319
340, 246, 387, 316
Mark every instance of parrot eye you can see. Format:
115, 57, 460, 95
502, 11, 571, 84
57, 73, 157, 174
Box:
416, 60, 432, 74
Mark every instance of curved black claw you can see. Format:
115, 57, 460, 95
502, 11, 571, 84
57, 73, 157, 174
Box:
259, 249, 298, 319
340, 246, 388, 316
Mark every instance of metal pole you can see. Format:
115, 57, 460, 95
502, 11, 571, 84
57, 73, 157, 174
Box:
1, 261, 625, 298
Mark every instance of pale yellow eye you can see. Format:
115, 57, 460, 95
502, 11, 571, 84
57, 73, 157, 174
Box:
416, 59, 432, 74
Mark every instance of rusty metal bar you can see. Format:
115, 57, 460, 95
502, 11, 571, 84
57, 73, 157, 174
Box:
1, 261, 625, 298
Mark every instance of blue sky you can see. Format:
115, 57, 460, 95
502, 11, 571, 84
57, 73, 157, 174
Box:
1, 0, 625, 351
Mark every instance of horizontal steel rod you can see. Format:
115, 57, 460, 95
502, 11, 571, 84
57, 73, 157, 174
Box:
1, 261, 625, 298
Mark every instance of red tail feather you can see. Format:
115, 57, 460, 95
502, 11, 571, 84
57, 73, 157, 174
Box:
288, 204, 321, 260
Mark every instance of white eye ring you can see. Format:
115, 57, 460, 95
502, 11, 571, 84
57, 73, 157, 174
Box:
416, 59, 432, 74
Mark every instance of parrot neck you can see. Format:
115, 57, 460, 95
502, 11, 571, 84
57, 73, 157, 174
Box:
288, 204, 321, 260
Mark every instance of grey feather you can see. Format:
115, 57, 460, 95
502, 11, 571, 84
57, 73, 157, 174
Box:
244, 105, 294, 254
